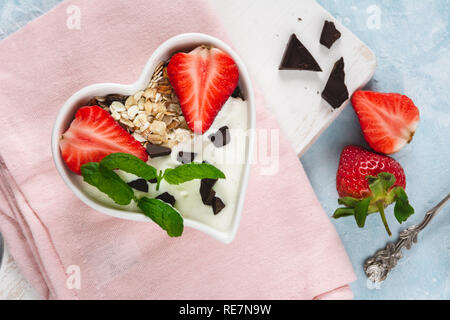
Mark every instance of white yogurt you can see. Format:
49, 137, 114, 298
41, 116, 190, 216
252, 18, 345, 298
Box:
79, 97, 249, 232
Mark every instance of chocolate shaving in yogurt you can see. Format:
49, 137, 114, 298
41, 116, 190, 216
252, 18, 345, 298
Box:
156, 192, 176, 206
231, 86, 244, 99
279, 34, 322, 72
200, 179, 217, 205
199, 162, 225, 214
177, 151, 197, 164
212, 197, 226, 215
103, 94, 129, 106
148, 178, 158, 184
87, 94, 128, 109
321, 57, 349, 109
146, 144, 171, 158
127, 179, 149, 193
320, 21, 341, 49
209, 126, 230, 148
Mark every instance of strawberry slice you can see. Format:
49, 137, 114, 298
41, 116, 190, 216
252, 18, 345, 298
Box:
167, 45, 239, 134
351, 91, 420, 154
60, 106, 148, 174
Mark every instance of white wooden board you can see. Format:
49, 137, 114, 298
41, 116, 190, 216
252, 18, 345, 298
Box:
210, 0, 376, 156
1, 0, 376, 299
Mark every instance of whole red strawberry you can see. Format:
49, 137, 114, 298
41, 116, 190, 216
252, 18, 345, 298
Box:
167, 45, 239, 134
334, 145, 414, 235
352, 91, 420, 154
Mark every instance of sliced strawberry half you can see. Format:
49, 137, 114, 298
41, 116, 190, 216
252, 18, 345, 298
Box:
60, 106, 148, 174
167, 45, 239, 134
351, 91, 420, 154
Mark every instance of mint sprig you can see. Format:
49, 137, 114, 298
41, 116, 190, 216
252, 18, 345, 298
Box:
79, 153, 227, 237
80, 154, 184, 237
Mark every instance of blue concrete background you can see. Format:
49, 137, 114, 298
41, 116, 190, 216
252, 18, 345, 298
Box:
309, 0, 450, 299
0, 0, 449, 299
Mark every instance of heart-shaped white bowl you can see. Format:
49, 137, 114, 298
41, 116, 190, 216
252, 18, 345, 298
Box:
52, 33, 255, 244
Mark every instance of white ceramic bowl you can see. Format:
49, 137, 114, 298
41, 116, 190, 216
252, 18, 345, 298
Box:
51, 33, 255, 244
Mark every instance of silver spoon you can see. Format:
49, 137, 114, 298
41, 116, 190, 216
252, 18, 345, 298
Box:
364, 193, 450, 283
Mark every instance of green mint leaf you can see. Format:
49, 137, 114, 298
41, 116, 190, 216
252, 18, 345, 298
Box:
354, 197, 372, 228
100, 153, 157, 180
333, 207, 355, 219
394, 187, 415, 223
338, 197, 360, 208
163, 163, 226, 185
137, 197, 184, 237
81, 162, 134, 205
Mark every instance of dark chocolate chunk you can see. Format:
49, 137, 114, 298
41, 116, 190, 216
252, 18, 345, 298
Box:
104, 94, 128, 105
200, 179, 218, 205
279, 34, 322, 72
156, 192, 176, 206
322, 57, 349, 109
320, 20, 341, 49
231, 86, 243, 99
208, 126, 230, 148
177, 151, 197, 164
212, 197, 226, 215
148, 178, 158, 184
86, 94, 128, 108
201, 186, 216, 206
127, 179, 148, 193
86, 97, 99, 106
202, 178, 217, 189
146, 143, 171, 158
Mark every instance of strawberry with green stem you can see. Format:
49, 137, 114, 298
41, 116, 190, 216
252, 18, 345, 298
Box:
333, 145, 414, 235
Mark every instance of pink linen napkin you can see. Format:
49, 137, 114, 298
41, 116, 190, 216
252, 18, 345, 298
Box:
0, 0, 355, 300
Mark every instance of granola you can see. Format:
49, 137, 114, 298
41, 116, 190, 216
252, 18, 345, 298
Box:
88, 61, 192, 148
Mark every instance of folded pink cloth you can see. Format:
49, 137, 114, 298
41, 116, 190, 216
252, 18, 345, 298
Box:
0, 0, 355, 299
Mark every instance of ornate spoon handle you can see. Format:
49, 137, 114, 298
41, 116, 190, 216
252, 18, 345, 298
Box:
364, 193, 450, 283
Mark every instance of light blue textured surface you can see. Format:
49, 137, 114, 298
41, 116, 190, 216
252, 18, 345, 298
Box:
309, 0, 450, 299
0, 0, 60, 39
0, 0, 449, 300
